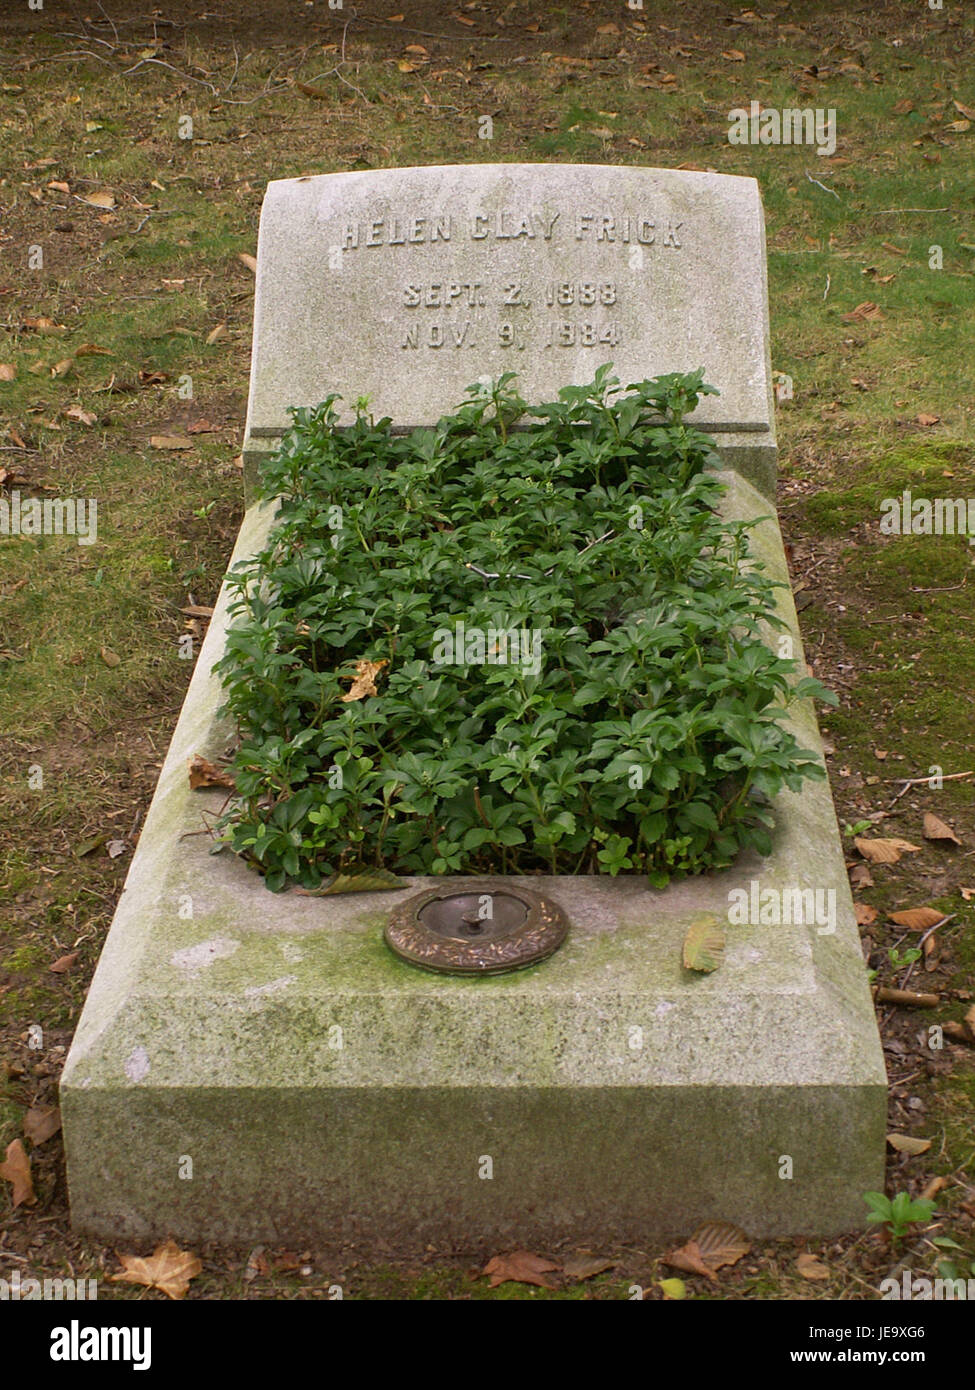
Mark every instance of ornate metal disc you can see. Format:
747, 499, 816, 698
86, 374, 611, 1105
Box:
384, 882, 568, 976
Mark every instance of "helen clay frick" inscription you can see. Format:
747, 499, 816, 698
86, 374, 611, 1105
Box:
336, 206, 685, 353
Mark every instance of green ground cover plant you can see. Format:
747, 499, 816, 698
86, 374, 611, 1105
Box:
216, 367, 833, 890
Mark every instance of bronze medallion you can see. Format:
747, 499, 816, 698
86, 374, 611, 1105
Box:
384, 882, 568, 976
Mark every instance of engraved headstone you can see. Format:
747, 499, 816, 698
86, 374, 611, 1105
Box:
243, 163, 775, 495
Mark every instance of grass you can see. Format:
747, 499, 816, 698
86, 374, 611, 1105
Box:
0, 0, 972, 1300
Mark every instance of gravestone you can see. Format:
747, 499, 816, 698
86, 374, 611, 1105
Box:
61, 165, 886, 1251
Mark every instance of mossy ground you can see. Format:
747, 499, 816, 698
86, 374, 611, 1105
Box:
0, 0, 972, 1299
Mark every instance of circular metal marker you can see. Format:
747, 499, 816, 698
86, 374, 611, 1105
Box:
384, 883, 568, 976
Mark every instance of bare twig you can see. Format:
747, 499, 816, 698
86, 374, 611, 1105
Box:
805, 171, 840, 200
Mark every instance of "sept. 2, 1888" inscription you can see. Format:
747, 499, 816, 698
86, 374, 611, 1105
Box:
335, 206, 686, 354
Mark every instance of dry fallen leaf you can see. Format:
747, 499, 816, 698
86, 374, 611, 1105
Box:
188, 754, 235, 790
187, 419, 214, 435
340, 658, 388, 703
112, 1239, 202, 1300
850, 863, 874, 889
953, 100, 975, 121
666, 1222, 749, 1280
682, 913, 725, 973
0, 364, 16, 381
0, 1139, 35, 1207
722, 48, 746, 60
49, 951, 79, 973
796, 1252, 831, 1280
65, 405, 96, 426
887, 1133, 931, 1155
658, 1277, 686, 1299
238, 252, 258, 273
855, 902, 879, 926
854, 837, 921, 864
562, 1253, 614, 1281
149, 434, 193, 450
842, 301, 885, 323
888, 907, 946, 931
482, 1250, 560, 1289
23, 316, 67, 333
99, 646, 121, 668
891, 98, 915, 115
205, 323, 227, 345
82, 190, 115, 209
24, 1105, 61, 1146
916, 413, 940, 427
881, 241, 907, 256
923, 812, 961, 844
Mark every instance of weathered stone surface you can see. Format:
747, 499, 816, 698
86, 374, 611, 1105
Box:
61, 475, 887, 1250
243, 164, 776, 497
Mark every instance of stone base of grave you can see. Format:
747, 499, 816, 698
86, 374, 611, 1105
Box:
61, 473, 886, 1251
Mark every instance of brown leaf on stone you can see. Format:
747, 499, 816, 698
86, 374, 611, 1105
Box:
112, 1239, 202, 1299
796, 1252, 830, 1280
340, 658, 388, 703
49, 952, 79, 973
24, 1105, 61, 1146
0, 1139, 35, 1207
888, 907, 946, 931
682, 914, 725, 973
188, 754, 235, 790
482, 1250, 560, 1289
923, 812, 961, 845
855, 902, 879, 926
854, 836, 921, 864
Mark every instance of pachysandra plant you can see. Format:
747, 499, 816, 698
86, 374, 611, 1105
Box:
215, 366, 835, 892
